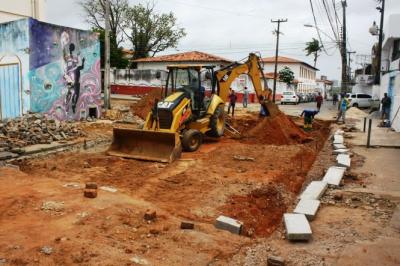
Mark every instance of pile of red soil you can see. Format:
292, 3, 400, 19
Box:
220, 186, 287, 237
232, 111, 311, 145
130, 88, 163, 119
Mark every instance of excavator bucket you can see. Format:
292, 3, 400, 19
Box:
107, 128, 182, 163
262, 101, 281, 118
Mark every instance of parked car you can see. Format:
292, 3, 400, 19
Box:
281, 91, 299, 105
297, 93, 307, 103
347, 93, 377, 108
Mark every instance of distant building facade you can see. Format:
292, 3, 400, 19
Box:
261, 56, 318, 94
380, 14, 400, 131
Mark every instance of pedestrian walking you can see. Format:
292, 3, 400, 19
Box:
242, 86, 249, 108
316, 92, 323, 111
300, 109, 319, 131
227, 88, 237, 117
381, 92, 391, 120
336, 93, 350, 123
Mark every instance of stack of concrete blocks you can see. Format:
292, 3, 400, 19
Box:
284, 128, 353, 242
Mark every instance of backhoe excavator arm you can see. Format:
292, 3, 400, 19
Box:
214, 53, 272, 104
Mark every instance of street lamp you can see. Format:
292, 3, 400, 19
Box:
304, 24, 336, 42
369, 21, 379, 36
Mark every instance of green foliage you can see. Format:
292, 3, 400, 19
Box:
305, 38, 322, 67
122, 3, 186, 61
93, 28, 129, 68
279, 67, 295, 85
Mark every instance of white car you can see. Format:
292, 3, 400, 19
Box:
347, 93, 378, 108
281, 91, 299, 105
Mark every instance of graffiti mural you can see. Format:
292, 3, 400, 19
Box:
29, 19, 101, 120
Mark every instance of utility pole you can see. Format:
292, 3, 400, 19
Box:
340, 0, 347, 93
347, 51, 356, 83
104, 0, 111, 110
375, 0, 385, 84
271, 18, 288, 103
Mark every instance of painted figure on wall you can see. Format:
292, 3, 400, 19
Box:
28, 18, 101, 121
62, 39, 85, 113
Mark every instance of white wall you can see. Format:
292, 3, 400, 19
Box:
263, 62, 317, 93
0, 0, 45, 23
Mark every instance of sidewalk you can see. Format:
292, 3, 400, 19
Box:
346, 110, 400, 147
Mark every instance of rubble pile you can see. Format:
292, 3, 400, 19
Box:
0, 113, 86, 150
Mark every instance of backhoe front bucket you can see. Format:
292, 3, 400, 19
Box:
107, 128, 182, 163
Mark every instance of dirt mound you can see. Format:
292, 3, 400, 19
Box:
130, 88, 163, 119
220, 186, 287, 237
346, 107, 368, 119
231, 112, 311, 145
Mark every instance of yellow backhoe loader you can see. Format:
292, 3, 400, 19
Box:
107, 53, 274, 163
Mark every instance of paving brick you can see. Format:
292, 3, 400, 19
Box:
267, 255, 285, 266
333, 143, 346, 150
284, 213, 312, 241
335, 129, 344, 135
85, 182, 98, 189
215, 215, 242, 234
323, 166, 346, 186
333, 134, 344, 144
332, 148, 349, 154
180, 221, 195, 230
293, 199, 321, 220
144, 210, 157, 221
337, 154, 351, 168
300, 181, 328, 200
83, 189, 97, 198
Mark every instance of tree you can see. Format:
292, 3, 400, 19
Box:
279, 67, 295, 88
93, 28, 129, 68
122, 3, 186, 61
305, 38, 322, 67
79, 0, 128, 47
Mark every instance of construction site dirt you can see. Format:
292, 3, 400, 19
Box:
0, 110, 332, 265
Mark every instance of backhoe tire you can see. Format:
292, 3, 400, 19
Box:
207, 105, 225, 137
182, 129, 203, 152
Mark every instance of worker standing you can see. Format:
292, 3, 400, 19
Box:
316, 92, 323, 111
300, 109, 319, 130
227, 89, 237, 117
336, 93, 350, 123
243, 86, 249, 108
381, 92, 391, 120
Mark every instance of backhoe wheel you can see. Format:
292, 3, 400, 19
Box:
182, 129, 203, 152
207, 104, 225, 137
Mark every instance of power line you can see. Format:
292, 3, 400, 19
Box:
321, 0, 339, 40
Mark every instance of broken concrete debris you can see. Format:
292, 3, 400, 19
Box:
215, 215, 243, 235
99, 186, 118, 193
130, 255, 149, 265
293, 199, 321, 220
180, 221, 195, 230
0, 113, 85, 152
40, 246, 53, 255
41, 201, 65, 212
233, 155, 255, 161
333, 143, 346, 150
283, 213, 312, 241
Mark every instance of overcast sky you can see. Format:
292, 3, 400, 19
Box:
45, 0, 400, 80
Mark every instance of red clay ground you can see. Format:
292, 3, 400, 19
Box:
0, 112, 331, 265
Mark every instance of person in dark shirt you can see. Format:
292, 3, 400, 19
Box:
381, 93, 391, 120
332, 93, 338, 106
300, 109, 319, 130
316, 92, 323, 111
227, 88, 237, 117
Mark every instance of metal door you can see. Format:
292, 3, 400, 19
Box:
0, 64, 22, 119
